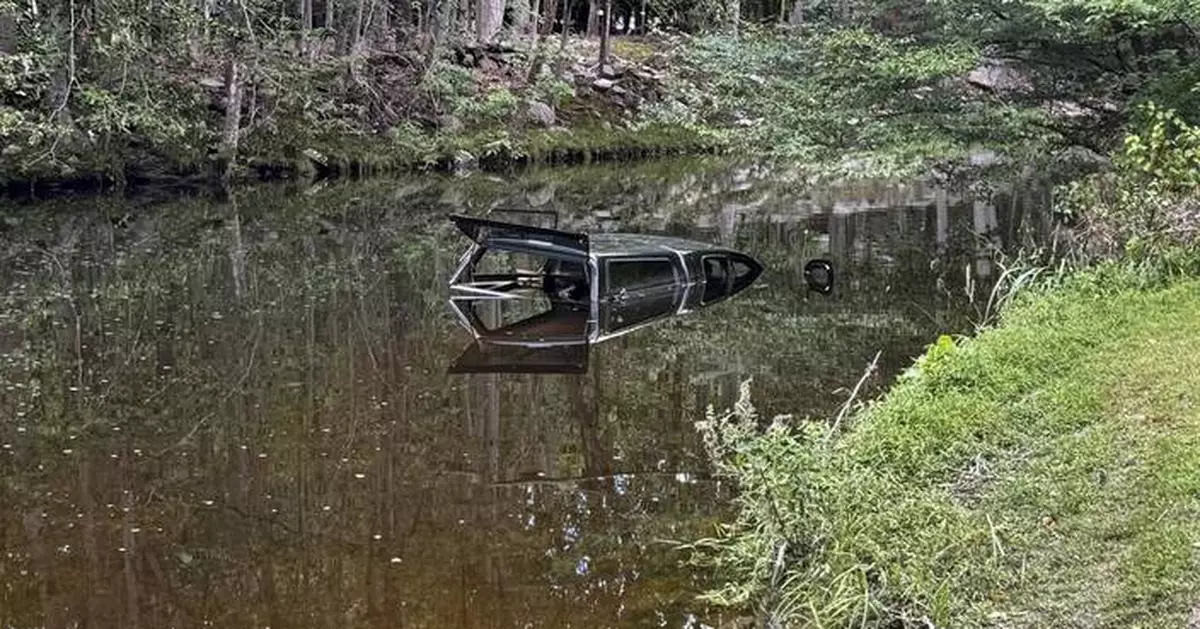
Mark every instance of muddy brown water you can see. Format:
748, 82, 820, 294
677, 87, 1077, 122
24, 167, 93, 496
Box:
0, 158, 1050, 628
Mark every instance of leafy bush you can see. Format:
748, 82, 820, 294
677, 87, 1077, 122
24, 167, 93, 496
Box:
1120, 102, 1200, 190
453, 87, 520, 126
530, 73, 575, 109
1057, 102, 1200, 273
418, 59, 478, 116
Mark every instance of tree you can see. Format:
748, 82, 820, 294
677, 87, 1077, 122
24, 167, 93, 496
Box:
598, 0, 611, 64
477, 0, 503, 41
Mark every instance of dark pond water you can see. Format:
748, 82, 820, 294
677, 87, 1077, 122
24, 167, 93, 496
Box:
0, 158, 1050, 628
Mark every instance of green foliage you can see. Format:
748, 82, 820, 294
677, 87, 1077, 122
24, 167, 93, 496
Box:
1120, 102, 1200, 190
690, 382, 849, 618
692, 272, 1200, 627
530, 73, 575, 109
671, 28, 1051, 175
419, 59, 478, 115
1026, 0, 1199, 31
1059, 102, 1200, 270
76, 85, 203, 147
1135, 66, 1200, 125
454, 87, 520, 125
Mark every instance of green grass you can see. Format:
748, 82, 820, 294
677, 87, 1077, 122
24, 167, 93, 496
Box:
693, 266, 1200, 628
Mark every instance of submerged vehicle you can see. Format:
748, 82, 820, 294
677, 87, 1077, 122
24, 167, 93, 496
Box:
446, 213, 831, 373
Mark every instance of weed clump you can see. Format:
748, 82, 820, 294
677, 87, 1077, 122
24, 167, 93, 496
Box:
1058, 102, 1200, 275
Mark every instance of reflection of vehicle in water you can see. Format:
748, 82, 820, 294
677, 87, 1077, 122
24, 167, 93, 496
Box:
446, 213, 828, 373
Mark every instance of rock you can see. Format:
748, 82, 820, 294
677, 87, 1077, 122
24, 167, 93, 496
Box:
526, 185, 556, 207
526, 100, 556, 127
1055, 145, 1111, 169
610, 85, 628, 95
592, 78, 615, 91
452, 150, 478, 173
968, 149, 1001, 167
966, 58, 1034, 94
1048, 100, 1090, 120
302, 148, 328, 167
600, 63, 626, 79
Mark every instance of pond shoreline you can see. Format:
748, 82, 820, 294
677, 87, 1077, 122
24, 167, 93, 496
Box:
1, 123, 729, 202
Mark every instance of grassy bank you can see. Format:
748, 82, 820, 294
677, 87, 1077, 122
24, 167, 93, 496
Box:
693, 264, 1200, 627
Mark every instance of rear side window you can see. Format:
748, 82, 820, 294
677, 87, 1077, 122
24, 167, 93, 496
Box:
731, 258, 757, 292
606, 258, 676, 293
702, 256, 730, 303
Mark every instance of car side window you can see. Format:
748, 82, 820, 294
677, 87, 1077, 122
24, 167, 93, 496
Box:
605, 257, 677, 295
701, 256, 731, 303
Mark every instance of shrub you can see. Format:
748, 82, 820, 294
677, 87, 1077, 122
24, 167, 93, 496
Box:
1058, 102, 1200, 270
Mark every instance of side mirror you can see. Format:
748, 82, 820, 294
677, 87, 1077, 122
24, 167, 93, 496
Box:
804, 259, 834, 295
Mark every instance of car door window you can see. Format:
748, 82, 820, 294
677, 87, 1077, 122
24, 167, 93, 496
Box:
605, 257, 677, 295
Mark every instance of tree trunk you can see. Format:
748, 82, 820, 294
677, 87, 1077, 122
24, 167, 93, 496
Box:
526, 0, 557, 80
187, 0, 215, 60
392, 0, 412, 34
218, 58, 243, 183
476, 0, 503, 42
597, 0, 610, 64
456, 0, 469, 37
586, 0, 598, 36
788, 0, 802, 25
511, 0, 531, 39
45, 0, 77, 127
554, 0, 571, 72
351, 0, 366, 54
726, 0, 738, 33
1, 7, 18, 54
299, 0, 313, 54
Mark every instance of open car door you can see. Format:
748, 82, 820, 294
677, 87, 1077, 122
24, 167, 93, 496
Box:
449, 214, 589, 259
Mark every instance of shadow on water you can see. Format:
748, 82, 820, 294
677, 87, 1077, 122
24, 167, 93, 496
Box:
0, 157, 1051, 628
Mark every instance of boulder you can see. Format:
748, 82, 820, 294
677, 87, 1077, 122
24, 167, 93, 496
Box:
968, 149, 1001, 167
526, 100, 556, 127
1055, 145, 1111, 170
302, 148, 329, 167
966, 58, 1034, 94
592, 78, 615, 91
452, 150, 478, 173
600, 63, 626, 79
